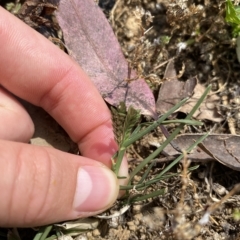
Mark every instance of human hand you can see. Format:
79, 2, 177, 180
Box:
0, 7, 128, 227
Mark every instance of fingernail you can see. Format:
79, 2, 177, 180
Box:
73, 166, 118, 214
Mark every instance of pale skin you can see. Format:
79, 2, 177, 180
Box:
0, 7, 128, 227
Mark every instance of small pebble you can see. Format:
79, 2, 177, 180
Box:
92, 229, 100, 237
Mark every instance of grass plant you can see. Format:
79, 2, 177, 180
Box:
13, 86, 212, 239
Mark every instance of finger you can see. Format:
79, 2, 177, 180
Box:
0, 139, 118, 227
0, 7, 127, 171
0, 87, 34, 142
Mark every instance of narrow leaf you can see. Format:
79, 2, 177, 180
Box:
225, 0, 240, 25
122, 106, 141, 142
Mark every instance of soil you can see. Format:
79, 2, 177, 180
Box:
2, 0, 240, 239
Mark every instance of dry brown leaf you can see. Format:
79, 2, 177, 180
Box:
163, 134, 240, 171
156, 60, 223, 122
180, 84, 224, 122
156, 60, 197, 114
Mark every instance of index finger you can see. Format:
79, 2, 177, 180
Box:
0, 7, 118, 167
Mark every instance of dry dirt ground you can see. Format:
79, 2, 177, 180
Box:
2, 0, 240, 239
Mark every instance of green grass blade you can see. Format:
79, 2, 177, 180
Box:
138, 161, 156, 185
155, 132, 209, 179
162, 119, 203, 125
129, 189, 165, 203
130, 124, 143, 137
225, 0, 240, 25
120, 165, 199, 191
45, 236, 57, 240
122, 107, 141, 142
113, 106, 140, 175
123, 97, 189, 148
128, 85, 211, 182
33, 225, 53, 240
113, 148, 126, 175
128, 128, 182, 182
114, 97, 190, 176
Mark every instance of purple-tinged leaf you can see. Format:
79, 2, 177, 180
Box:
56, 0, 156, 117
163, 134, 240, 171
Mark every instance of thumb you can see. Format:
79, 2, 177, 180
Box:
0, 140, 118, 227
